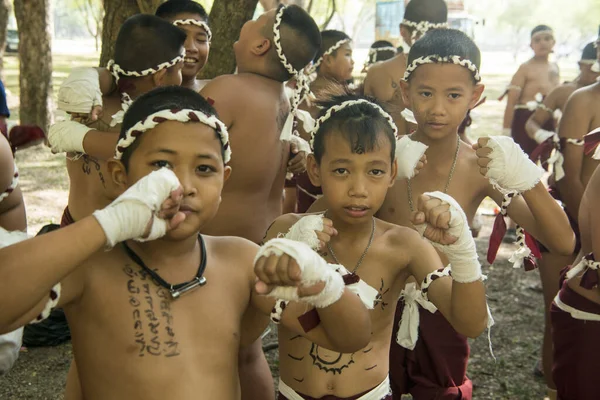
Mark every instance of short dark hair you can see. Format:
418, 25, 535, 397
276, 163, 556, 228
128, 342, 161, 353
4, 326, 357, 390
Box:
312, 89, 396, 165
531, 25, 553, 37
263, 5, 321, 81
407, 28, 481, 83
403, 0, 448, 25
155, 0, 209, 23
316, 30, 351, 62
582, 41, 597, 61
120, 86, 225, 169
367, 40, 396, 65
114, 14, 186, 74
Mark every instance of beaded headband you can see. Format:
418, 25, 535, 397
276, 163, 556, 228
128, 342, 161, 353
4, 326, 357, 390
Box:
309, 99, 398, 148
308, 39, 352, 74
401, 19, 449, 41
273, 5, 310, 116
106, 51, 186, 84
173, 19, 212, 43
114, 108, 231, 163
403, 55, 481, 82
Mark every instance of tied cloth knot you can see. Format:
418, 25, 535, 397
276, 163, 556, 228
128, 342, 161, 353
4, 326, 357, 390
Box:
396, 282, 437, 350
566, 254, 600, 290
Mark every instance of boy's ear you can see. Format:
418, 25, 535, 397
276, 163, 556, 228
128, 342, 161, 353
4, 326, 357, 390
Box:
306, 154, 322, 188
469, 83, 485, 109
151, 69, 168, 87
399, 80, 411, 108
252, 37, 272, 56
389, 158, 398, 186
107, 159, 129, 197
223, 165, 232, 183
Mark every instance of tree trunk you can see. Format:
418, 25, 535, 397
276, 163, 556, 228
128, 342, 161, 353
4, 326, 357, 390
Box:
199, 0, 258, 79
99, 0, 164, 67
0, 0, 10, 78
14, 0, 53, 129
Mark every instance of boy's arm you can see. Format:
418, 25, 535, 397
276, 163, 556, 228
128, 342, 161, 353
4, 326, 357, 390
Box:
502, 65, 526, 131
556, 91, 588, 220
96, 67, 116, 96
525, 88, 559, 141
248, 215, 371, 353
48, 120, 119, 161
0, 138, 25, 232
587, 171, 600, 289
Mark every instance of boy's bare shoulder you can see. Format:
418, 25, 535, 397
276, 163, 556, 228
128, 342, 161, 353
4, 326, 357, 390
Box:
377, 218, 421, 248
205, 234, 259, 256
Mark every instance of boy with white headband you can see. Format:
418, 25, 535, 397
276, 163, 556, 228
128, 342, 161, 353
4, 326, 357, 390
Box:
363, 0, 447, 136
501, 24, 559, 159
199, 5, 321, 399
267, 92, 488, 400
362, 40, 397, 73
0, 86, 372, 399
368, 28, 574, 399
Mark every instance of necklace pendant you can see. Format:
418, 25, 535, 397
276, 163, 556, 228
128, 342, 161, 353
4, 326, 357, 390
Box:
170, 276, 207, 299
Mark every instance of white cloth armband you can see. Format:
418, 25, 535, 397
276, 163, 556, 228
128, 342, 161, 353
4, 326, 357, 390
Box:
57, 68, 102, 114
255, 238, 345, 309
534, 128, 555, 144
283, 214, 324, 250
395, 136, 428, 180
396, 282, 438, 350
93, 168, 181, 248
414, 192, 482, 283
48, 120, 92, 154
484, 136, 543, 193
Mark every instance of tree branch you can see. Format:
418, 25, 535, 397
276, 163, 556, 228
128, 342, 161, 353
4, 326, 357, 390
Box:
320, 0, 336, 30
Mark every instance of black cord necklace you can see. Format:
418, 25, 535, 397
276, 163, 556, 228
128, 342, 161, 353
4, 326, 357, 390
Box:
122, 234, 207, 299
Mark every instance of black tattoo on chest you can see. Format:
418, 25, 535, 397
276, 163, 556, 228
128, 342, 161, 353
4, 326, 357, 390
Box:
374, 279, 390, 310
124, 265, 181, 358
81, 155, 106, 188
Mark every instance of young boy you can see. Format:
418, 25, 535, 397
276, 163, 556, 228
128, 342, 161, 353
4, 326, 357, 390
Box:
362, 0, 447, 135
502, 25, 560, 157
361, 40, 397, 73
551, 165, 600, 400
374, 29, 574, 399
267, 92, 489, 400
199, 5, 321, 399
0, 85, 372, 399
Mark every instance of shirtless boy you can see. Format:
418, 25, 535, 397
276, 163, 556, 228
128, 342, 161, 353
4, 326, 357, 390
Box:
372, 29, 574, 399
267, 92, 488, 400
502, 25, 560, 157
362, 40, 397, 73
0, 86, 372, 399
363, 0, 447, 135
199, 5, 321, 399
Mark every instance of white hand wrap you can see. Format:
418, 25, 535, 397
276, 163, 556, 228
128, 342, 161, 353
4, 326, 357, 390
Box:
255, 238, 345, 309
0, 228, 29, 248
414, 191, 482, 283
283, 215, 324, 250
290, 135, 311, 155
93, 168, 181, 248
395, 136, 428, 180
48, 120, 92, 154
534, 129, 555, 144
57, 68, 102, 114
483, 136, 543, 193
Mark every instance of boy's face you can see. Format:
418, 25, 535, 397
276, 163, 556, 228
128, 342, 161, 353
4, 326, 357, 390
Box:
117, 120, 231, 241
307, 129, 397, 225
322, 43, 354, 82
530, 32, 555, 57
400, 63, 484, 140
168, 13, 210, 80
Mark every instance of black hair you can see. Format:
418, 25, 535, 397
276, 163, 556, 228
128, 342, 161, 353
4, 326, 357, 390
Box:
582, 41, 597, 61
315, 30, 352, 62
114, 14, 187, 74
531, 25, 553, 37
155, 0, 209, 23
264, 5, 321, 82
403, 0, 448, 25
312, 88, 396, 165
367, 40, 396, 65
119, 86, 225, 169
407, 28, 481, 82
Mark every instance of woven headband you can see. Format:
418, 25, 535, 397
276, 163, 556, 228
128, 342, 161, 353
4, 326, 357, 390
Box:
403, 55, 481, 82
309, 99, 398, 148
401, 19, 449, 41
308, 39, 352, 74
369, 46, 397, 56
273, 5, 310, 116
114, 108, 231, 163
173, 19, 212, 43
531, 29, 554, 40
106, 51, 185, 84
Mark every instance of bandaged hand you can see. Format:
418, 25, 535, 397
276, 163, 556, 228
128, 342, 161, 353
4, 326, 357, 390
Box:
48, 120, 93, 154
57, 68, 103, 115
93, 168, 184, 248
473, 136, 542, 193
534, 128, 555, 144
70, 105, 103, 125
395, 136, 428, 179
254, 238, 345, 308
284, 214, 337, 251
412, 192, 481, 283
288, 136, 310, 174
